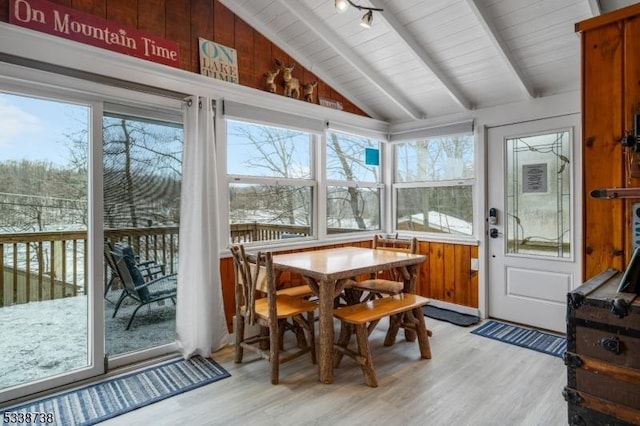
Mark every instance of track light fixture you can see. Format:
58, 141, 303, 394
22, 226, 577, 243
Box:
334, 0, 383, 28
360, 10, 373, 28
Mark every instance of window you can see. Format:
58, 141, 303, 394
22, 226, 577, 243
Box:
326, 131, 381, 234
394, 134, 474, 236
226, 120, 315, 243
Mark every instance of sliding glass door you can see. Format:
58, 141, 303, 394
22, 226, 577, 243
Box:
102, 109, 183, 365
0, 91, 104, 404
0, 87, 184, 403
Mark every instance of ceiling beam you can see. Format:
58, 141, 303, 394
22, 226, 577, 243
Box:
587, 0, 601, 16
369, 0, 472, 111
274, 0, 423, 120
466, 0, 535, 100
217, 0, 382, 120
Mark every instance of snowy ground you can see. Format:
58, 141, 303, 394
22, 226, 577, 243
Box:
0, 292, 176, 390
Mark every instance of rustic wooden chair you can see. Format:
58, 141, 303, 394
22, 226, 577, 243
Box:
231, 244, 317, 385
109, 248, 177, 330
349, 234, 418, 301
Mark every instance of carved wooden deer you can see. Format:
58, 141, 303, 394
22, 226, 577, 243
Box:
275, 59, 300, 99
302, 81, 317, 103
264, 68, 280, 93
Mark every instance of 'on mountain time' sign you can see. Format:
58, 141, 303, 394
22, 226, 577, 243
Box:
9, 0, 180, 68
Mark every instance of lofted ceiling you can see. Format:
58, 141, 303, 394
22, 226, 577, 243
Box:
218, 0, 638, 125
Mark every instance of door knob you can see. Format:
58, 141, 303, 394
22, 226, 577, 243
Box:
490, 228, 502, 238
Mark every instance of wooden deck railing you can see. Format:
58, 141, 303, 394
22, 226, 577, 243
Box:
230, 223, 311, 242
1, 223, 359, 307
229, 223, 357, 242
0, 226, 179, 308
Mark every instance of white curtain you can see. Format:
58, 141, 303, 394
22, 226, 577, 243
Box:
176, 96, 230, 358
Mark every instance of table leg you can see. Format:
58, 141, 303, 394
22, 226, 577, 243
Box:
317, 278, 335, 384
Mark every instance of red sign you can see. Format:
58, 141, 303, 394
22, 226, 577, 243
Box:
10, 0, 180, 68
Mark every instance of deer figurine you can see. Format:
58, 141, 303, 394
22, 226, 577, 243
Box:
264, 68, 280, 93
275, 59, 300, 99
302, 81, 317, 103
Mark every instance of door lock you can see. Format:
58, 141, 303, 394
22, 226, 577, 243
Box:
489, 208, 498, 225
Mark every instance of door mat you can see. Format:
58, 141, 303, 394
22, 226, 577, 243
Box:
1, 355, 230, 426
422, 305, 480, 327
471, 320, 567, 358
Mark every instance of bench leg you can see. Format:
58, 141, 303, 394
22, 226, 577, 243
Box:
307, 311, 316, 365
334, 322, 353, 368
404, 311, 417, 342
413, 307, 432, 359
384, 313, 402, 346
355, 324, 378, 387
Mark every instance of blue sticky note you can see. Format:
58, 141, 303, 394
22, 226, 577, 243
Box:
365, 148, 379, 166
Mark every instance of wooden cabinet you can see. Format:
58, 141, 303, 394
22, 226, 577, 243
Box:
565, 269, 640, 425
577, 4, 640, 281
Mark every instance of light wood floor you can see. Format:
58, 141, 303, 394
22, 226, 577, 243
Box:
99, 318, 568, 426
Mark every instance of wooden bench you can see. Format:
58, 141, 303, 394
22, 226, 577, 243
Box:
332, 293, 432, 387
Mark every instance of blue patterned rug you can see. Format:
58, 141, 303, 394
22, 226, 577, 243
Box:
471, 320, 567, 358
1, 356, 230, 426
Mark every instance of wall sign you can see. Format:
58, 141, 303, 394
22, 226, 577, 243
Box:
319, 97, 344, 110
9, 0, 180, 68
199, 38, 239, 84
522, 163, 548, 193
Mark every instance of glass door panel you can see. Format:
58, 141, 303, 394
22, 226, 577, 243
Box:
103, 112, 182, 359
505, 130, 571, 257
0, 92, 97, 401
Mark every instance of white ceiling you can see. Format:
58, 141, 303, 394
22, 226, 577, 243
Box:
218, 0, 638, 125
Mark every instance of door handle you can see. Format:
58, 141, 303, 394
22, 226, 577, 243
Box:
490, 228, 502, 238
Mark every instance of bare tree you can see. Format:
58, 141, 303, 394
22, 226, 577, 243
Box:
326, 132, 379, 230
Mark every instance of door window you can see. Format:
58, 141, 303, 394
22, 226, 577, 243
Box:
505, 130, 571, 258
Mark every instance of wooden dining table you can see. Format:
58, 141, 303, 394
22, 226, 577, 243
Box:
271, 246, 426, 384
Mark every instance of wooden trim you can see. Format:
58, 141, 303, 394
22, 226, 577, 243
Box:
576, 3, 640, 33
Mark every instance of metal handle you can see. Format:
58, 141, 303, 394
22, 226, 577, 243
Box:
598, 336, 622, 355
490, 228, 502, 238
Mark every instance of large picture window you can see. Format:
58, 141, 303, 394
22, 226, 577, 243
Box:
394, 134, 475, 236
226, 120, 315, 243
326, 132, 381, 234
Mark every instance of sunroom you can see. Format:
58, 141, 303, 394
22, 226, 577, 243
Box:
1, 1, 639, 425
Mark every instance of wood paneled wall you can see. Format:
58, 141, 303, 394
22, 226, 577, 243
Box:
219, 240, 479, 330
0, 0, 367, 116
577, 3, 640, 280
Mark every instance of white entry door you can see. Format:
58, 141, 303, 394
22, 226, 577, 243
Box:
487, 115, 581, 333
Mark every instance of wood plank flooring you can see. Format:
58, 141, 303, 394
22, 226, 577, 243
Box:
99, 318, 568, 426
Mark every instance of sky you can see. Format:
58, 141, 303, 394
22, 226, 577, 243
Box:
0, 92, 89, 166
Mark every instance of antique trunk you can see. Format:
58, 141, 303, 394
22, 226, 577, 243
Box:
565, 269, 640, 425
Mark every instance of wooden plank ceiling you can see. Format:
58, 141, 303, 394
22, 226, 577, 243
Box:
218, 0, 637, 124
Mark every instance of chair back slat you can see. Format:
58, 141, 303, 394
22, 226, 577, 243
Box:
372, 235, 418, 281
231, 245, 277, 325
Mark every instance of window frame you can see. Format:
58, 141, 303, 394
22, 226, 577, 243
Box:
392, 132, 477, 242
223, 118, 319, 247
324, 130, 384, 237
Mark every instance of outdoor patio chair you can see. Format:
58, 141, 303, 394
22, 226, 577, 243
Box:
104, 241, 165, 302
231, 244, 316, 385
109, 248, 177, 330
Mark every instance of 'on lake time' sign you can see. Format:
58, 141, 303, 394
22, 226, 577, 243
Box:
199, 38, 239, 84
9, 0, 180, 68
